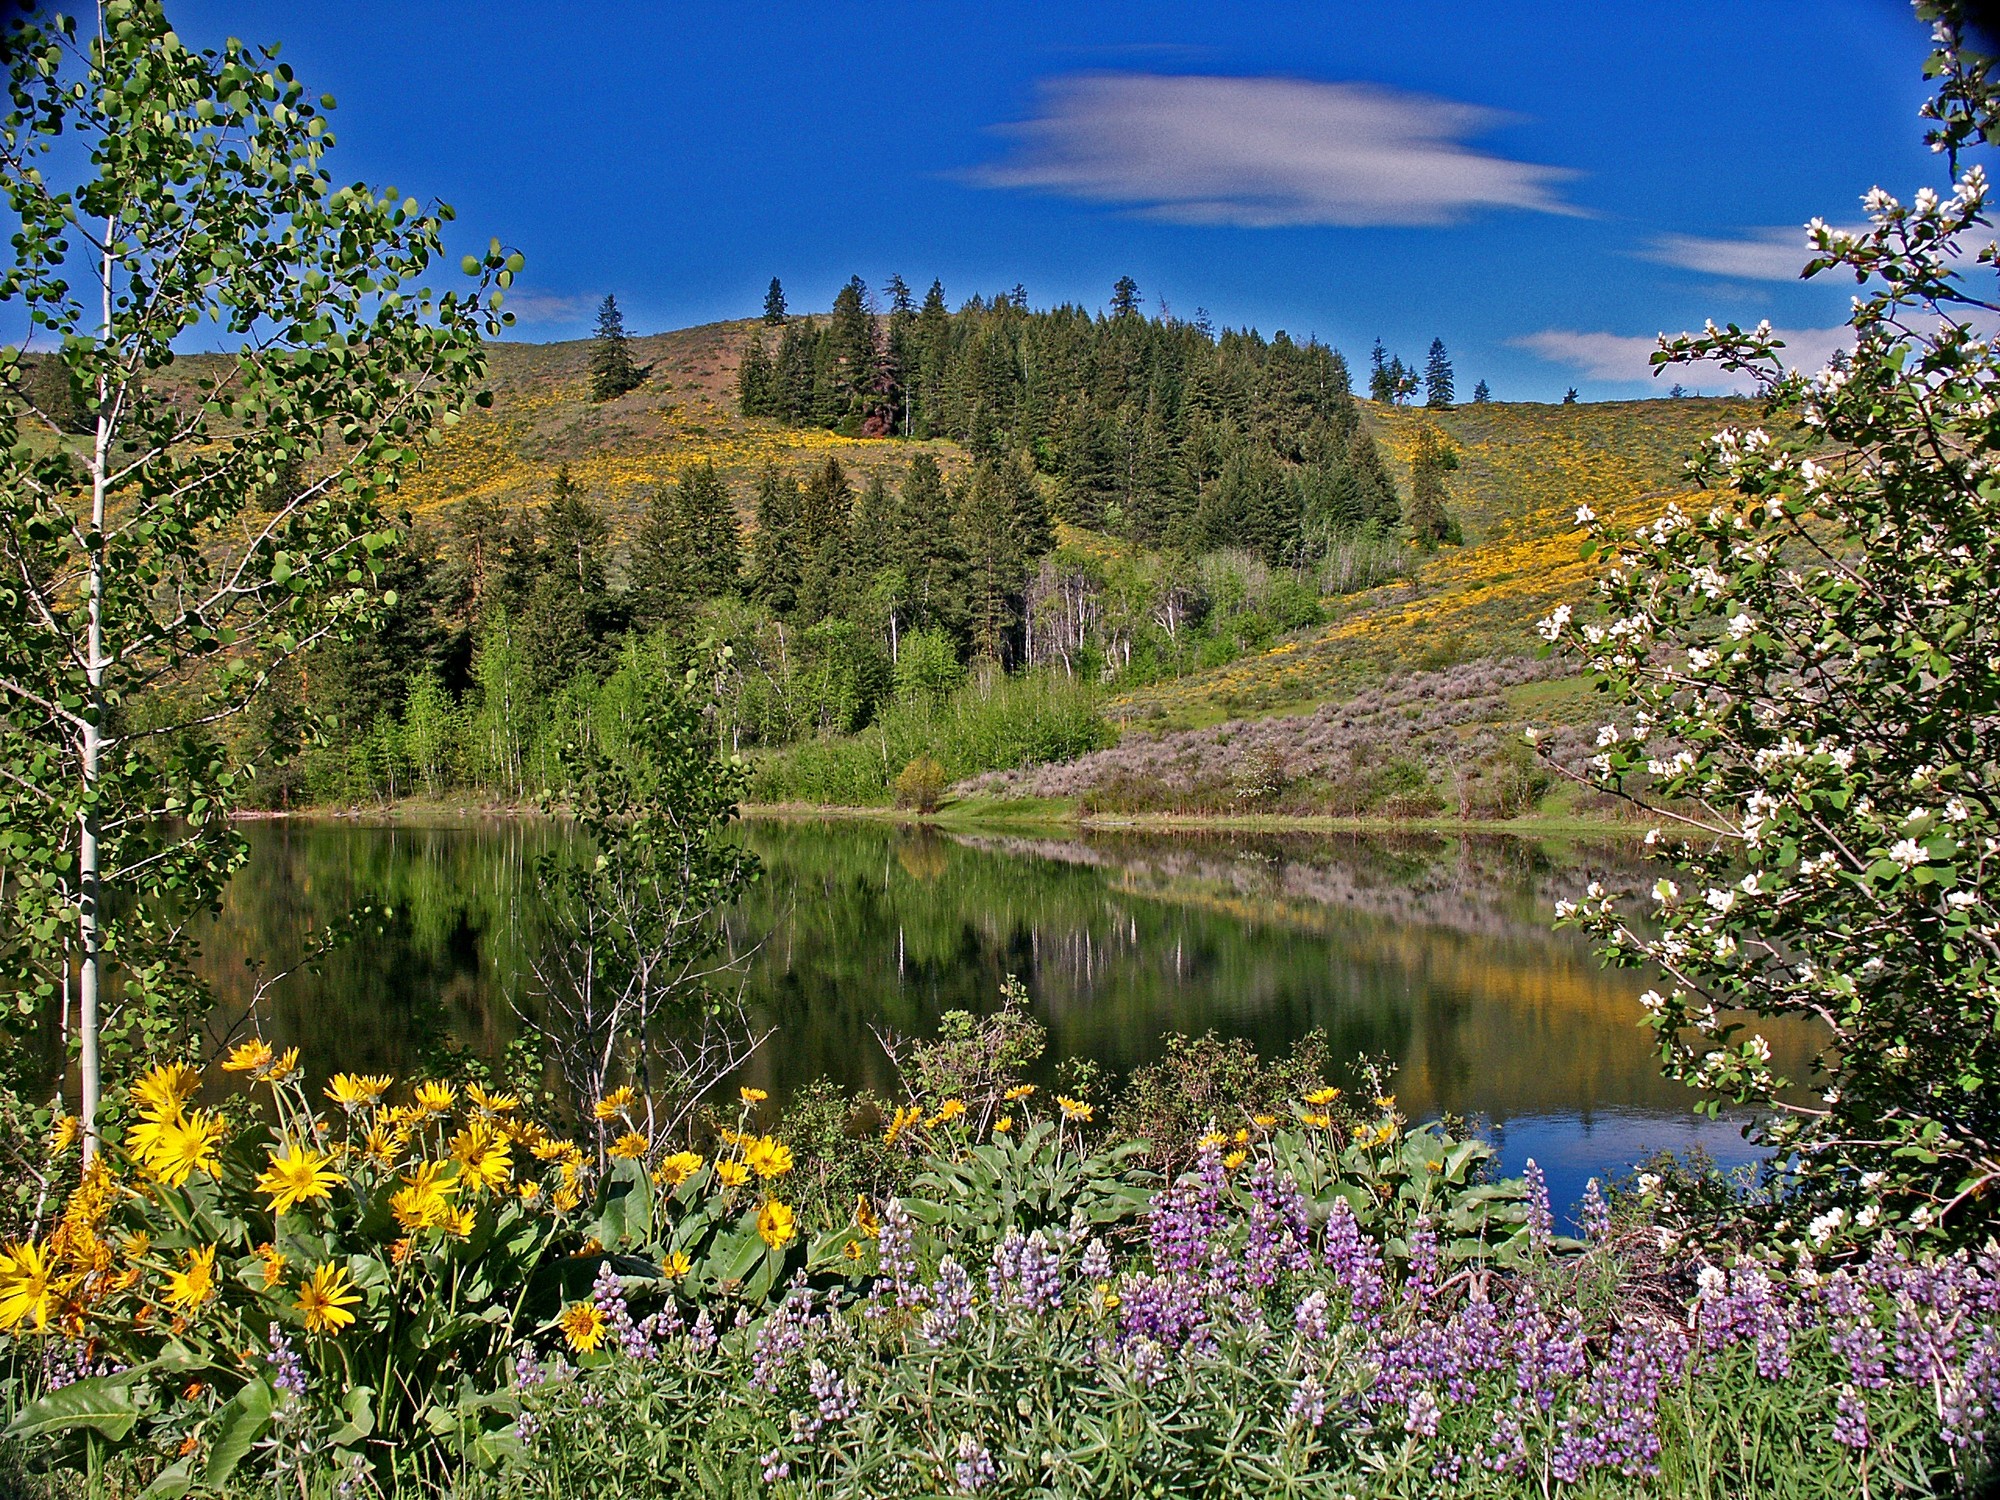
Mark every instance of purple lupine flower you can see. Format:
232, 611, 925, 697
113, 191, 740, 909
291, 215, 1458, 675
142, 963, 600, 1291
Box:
989, 1230, 1063, 1315
1287, 1374, 1327, 1429
1523, 1159, 1553, 1253
1483, 1405, 1529, 1476
514, 1412, 539, 1444
1581, 1177, 1611, 1242
1125, 1336, 1169, 1388
1077, 1236, 1113, 1286
1243, 1163, 1315, 1291
751, 1287, 816, 1389
592, 1261, 652, 1361
953, 1434, 997, 1493
759, 1449, 791, 1484
1117, 1272, 1208, 1351
1510, 1304, 1588, 1413
1823, 1271, 1888, 1390
923, 1256, 976, 1345
1943, 1326, 2000, 1451
1323, 1198, 1386, 1317
1550, 1325, 1686, 1483
690, 1308, 717, 1355
265, 1324, 308, 1398
1695, 1264, 1791, 1379
878, 1198, 925, 1308
1405, 1216, 1441, 1308
1404, 1388, 1441, 1438
1833, 1387, 1871, 1451
1293, 1289, 1331, 1344
514, 1348, 545, 1391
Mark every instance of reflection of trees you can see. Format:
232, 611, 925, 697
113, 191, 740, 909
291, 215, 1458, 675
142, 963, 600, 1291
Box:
200, 819, 1817, 1126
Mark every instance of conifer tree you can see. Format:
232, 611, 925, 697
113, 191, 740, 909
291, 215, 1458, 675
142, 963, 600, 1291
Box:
894, 453, 965, 638
763, 276, 788, 324
958, 460, 1025, 665
736, 333, 773, 416
1472, 378, 1491, 403
1406, 425, 1461, 547
1424, 338, 1455, 408
1110, 275, 1142, 319
749, 465, 804, 613
1368, 339, 1396, 403
629, 462, 743, 632
589, 294, 645, 401
1563, 387, 1580, 404
796, 456, 855, 621
851, 471, 894, 583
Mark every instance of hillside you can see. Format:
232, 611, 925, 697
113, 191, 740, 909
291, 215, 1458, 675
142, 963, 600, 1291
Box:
386, 319, 964, 533
1102, 395, 1754, 730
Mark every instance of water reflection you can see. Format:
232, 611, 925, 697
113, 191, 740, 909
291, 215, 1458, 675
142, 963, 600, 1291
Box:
197, 816, 1817, 1208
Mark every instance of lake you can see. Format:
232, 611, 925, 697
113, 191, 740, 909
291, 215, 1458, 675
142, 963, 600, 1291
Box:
198, 816, 1814, 1221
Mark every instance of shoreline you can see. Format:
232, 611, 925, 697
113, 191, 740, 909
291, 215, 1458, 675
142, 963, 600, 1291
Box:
233, 795, 1651, 840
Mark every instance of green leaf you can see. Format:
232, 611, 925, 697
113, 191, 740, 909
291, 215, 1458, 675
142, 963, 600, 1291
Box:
5, 1375, 140, 1442
202, 1379, 274, 1488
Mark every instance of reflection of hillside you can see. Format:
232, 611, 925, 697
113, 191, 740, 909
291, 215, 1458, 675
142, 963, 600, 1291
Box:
195, 819, 1810, 1134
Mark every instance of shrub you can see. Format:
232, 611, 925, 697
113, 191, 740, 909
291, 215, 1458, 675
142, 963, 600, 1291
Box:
890, 756, 947, 813
1540, 14, 2000, 1241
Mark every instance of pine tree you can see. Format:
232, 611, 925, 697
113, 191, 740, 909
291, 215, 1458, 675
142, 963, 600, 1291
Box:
1406, 425, 1461, 548
681, 461, 743, 596
589, 294, 645, 401
795, 456, 855, 622
1472, 378, 1491, 403
629, 462, 743, 631
851, 471, 893, 583
1563, 387, 1580, 405
958, 460, 1026, 665
1110, 275, 1141, 319
736, 333, 773, 416
1423, 338, 1455, 409
1368, 339, 1395, 403
749, 465, 804, 613
763, 277, 788, 325
894, 452, 965, 638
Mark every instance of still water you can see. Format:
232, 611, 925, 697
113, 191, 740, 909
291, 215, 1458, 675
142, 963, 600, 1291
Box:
200, 817, 1815, 1218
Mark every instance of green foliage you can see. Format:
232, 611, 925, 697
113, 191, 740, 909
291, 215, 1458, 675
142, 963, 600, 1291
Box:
0, 1, 513, 1128
1111, 1031, 1334, 1172
1544, 12, 2000, 1240
890, 756, 947, 813
588, 294, 646, 402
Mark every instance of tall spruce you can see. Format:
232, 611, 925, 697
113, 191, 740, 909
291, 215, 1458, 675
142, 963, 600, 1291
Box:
763, 276, 788, 324
895, 453, 966, 638
1424, 338, 1455, 408
1406, 425, 1461, 547
630, 462, 742, 631
795, 456, 855, 622
1472, 378, 1491, 403
589, 294, 645, 401
748, 465, 804, 613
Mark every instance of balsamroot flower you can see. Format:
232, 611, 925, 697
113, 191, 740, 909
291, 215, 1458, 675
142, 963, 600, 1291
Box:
130, 1108, 226, 1188
743, 1136, 794, 1179
758, 1198, 798, 1249
162, 1245, 217, 1314
256, 1143, 346, 1215
0, 1240, 62, 1332
559, 1300, 608, 1353
653, 1151, 704, 1188
295, 1263, 361, 1335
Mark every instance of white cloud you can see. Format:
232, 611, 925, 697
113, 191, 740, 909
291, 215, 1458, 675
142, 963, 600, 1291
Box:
968, 73, 1580, 228
1511, 325, 1853, 393
1637, 225, 1880, 283
502, 290, 598, 325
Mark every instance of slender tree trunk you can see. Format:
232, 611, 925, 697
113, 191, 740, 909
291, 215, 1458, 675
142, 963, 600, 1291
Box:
80, 230, 113, 1159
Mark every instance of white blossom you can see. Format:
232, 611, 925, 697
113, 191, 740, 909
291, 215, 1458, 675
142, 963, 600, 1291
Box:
1888, 838, 1927, 871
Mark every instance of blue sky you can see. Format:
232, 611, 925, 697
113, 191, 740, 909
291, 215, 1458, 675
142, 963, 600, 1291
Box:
167, 1, 1947, 400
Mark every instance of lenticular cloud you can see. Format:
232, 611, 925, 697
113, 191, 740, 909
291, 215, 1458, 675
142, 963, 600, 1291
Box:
969, 73, 1579, 228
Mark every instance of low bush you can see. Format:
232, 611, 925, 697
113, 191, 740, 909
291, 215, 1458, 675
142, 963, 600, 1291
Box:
890, 756, 947, 813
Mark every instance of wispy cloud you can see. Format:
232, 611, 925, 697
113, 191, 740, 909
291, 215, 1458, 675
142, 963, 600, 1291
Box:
1638, 225, 1866, 282
502, 290, 598, 325
1511, 325, 1852, 392
967, 74, 1580, 228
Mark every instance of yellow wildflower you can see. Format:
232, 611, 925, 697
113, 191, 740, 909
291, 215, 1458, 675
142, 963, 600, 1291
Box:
883, 1105, 923, 1145
739, 1087, 768, 1105
653, 1151, 704, 1188
531, 1136, 571, 1162
756, 1199, 797, 1250
1304, 1087, 1342, 1107
552, 1184, 583, 1213
608, 1131, 650, 1161
663, 1250, 691, 1278
444, 1206, 476, 1240
295, 1263, 360, 1335
412, 1081, 456, 1115
121, 1231, 150, 1262
743, 1137, 793, 1180
48, 1116, 78, 1155
1223, 1150, 1248, 1170
993, 1115, 1013, 1134
361, 1123, 401, 1168
854, 1196, 880, 1235
163, 1246, 217, 1314
465, 1084, 519, 1114
843, 1239, 865, 1262
592, 1086, 635, 1122
448, 1121, 514, 1193
220, 1039, 274, 1076
255, 1243, 288, 1290
391, 1161, 459, 1232
519, 1180, 542, 1203
1056, 1097, 1094, 1123
559, 1300, 607, 1353
1301, 1113, 1333, 1129
927, 1099, 967, 1127
1004, 1084, 1037, 1102
133, 1062, 202, 1117
134, 1109, 227, 1188
1253, 1114, 1278, 1129
715, 1161, 750, 1190
0, 1240, 61, 1332
255, 1144, 346, 1216
1198, 1131, 1229, 1149
1373, 1095, 1397, 1112
266, 1049, 300, 1084
325, 1074, 392, 1109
